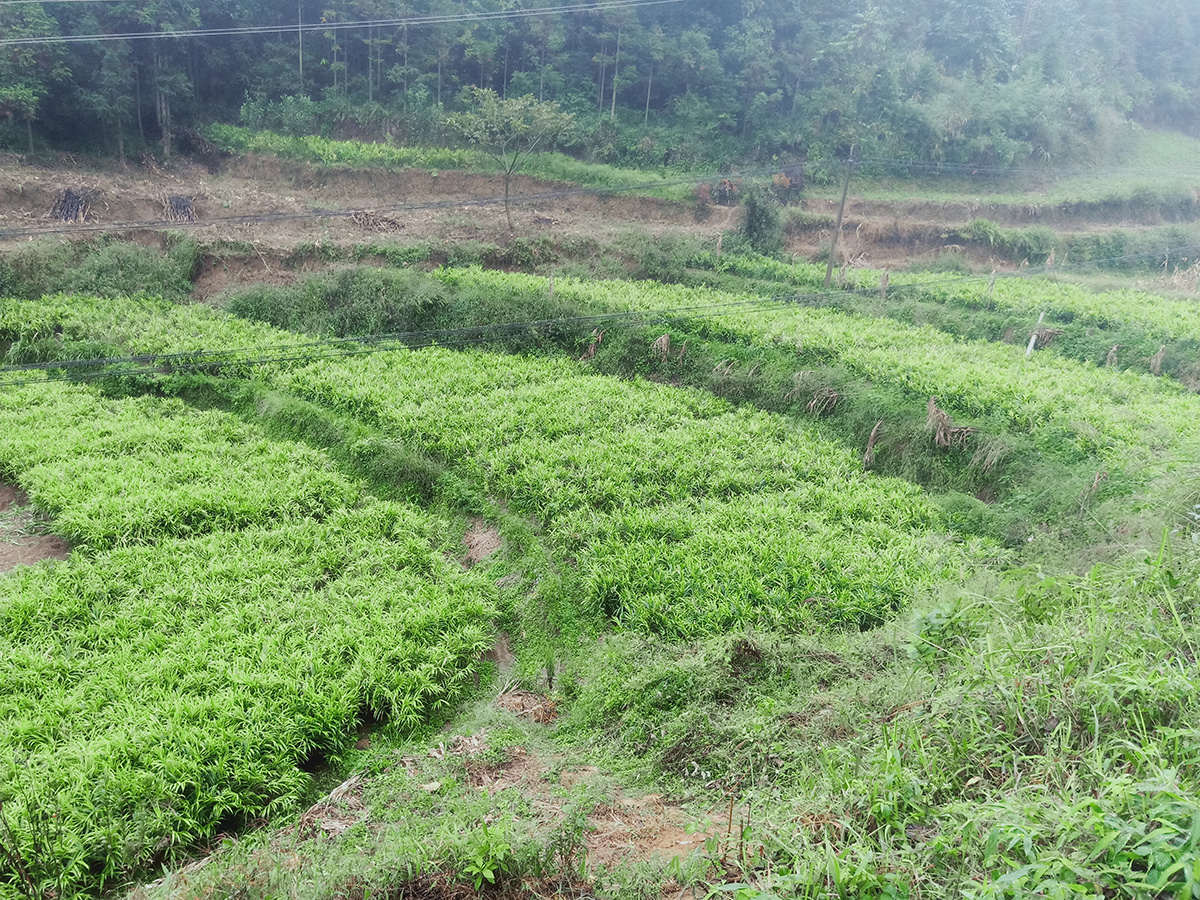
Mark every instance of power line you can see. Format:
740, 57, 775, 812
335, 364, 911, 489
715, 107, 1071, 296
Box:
0, 0, 686, 46
0, 0, 130, 5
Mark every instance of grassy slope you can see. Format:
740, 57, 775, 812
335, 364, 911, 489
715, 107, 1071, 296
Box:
1, 164, 1199, 897
205, 126, 1200, 214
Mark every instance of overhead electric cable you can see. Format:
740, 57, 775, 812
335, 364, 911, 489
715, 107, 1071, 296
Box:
0, 0, 131, 5
0, 0, 686, 45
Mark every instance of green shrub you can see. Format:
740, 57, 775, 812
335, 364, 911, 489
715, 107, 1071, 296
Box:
740, 185, 785, 256
0, 237, 199, 302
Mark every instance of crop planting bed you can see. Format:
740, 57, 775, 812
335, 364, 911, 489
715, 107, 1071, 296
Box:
430, 269, 1200, 474
2, 265, 1199, 896
0, 291, 981, 892
0, 376, 495, 891
282, 349, 960, 635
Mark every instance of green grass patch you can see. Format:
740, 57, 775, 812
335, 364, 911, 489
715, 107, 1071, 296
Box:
0, 237, 200, 304
207, 125, 695, 201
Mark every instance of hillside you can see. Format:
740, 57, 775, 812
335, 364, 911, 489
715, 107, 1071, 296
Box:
1, 140, 1199, 900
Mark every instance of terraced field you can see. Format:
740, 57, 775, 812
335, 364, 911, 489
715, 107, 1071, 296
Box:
2, 167, 1199, 900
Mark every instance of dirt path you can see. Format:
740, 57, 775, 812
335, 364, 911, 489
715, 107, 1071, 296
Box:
0, 482, 70, 573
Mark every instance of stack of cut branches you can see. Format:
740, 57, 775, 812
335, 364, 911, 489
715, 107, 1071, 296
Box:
350, 210, 402, 232
163, 195, 196, 223
50, 188, 99, 222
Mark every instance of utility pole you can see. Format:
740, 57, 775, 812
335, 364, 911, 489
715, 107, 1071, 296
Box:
824, 146, 855, 290
298, 0, 304, 85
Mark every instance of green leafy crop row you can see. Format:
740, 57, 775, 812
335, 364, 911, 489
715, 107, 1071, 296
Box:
282, 349, 969, 636
0, 385, 356, 549
0, 364, 498, 894
0, 502, 495, 894
432, 269, 1200, 474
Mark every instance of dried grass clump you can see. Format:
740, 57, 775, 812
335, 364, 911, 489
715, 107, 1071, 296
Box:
1029, 325, 1065, 350
1149, 345, 1167, 376
863, 418, 883, 468
807, 387, 840, 416
1161, 260, 1200, 294
926, 396, 975, 449
496, 689, 557, 724
578, 328, 604, 361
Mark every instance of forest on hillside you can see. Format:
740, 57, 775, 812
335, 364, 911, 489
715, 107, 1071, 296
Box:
1, 0, 1198, 171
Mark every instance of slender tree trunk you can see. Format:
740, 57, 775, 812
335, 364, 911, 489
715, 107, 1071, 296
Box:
644, 58, 653, 124
401, 27, 409, 114
136, 65, 145, 141
368, 25, 373, 102
117, 116, 125, 165
437, 56, 442, 104
539, 43, 546, 101
610, 25, 620, 120
155, 47, 171, 159
162, 94, 171, 160
25, 116, 33, 155
597, 36, 607, 113
504, 169, 514, 231
502, 42, 509, 97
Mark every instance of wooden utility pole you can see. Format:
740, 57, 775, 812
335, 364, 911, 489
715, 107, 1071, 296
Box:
824, 147, 854, 290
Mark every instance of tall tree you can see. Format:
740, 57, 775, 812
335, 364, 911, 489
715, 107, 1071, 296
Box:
79, 42, 136, 164
136, 0, 200, 159
0, 4, 65, 154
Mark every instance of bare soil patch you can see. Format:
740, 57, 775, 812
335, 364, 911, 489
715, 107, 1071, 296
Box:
462, 518, 502, 567
586, 793, 716, 869
193, 252, 300, 303
2, 155, 1188, 278
0, 155, 700, 255
0, 482, 70, 574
